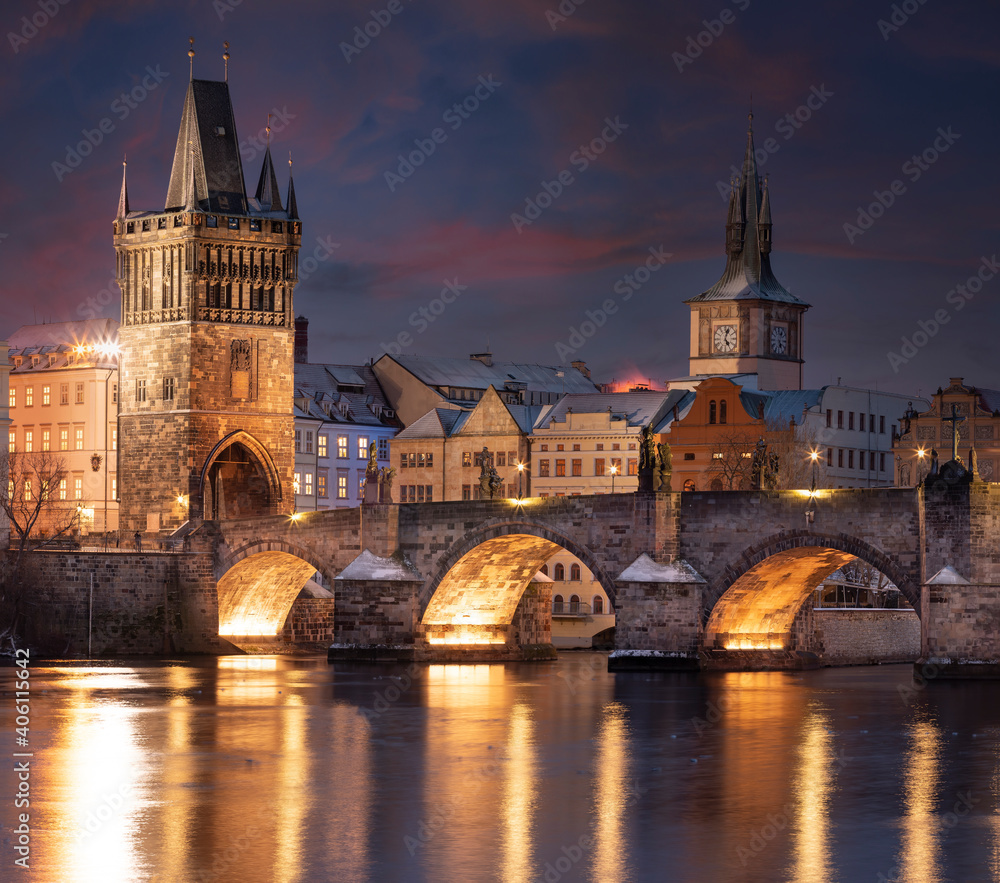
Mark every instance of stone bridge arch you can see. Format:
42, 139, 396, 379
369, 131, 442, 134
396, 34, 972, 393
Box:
418, 518, 620, 643
215, 539, 334, 637
702, 531, 919, 651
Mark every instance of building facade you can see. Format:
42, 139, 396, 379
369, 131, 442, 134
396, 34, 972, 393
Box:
6, 320, 120, 533
113, 69, 301, 532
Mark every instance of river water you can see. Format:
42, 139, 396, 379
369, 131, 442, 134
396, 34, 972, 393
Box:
3, 654, 1000, 882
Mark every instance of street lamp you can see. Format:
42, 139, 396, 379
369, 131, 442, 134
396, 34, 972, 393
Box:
610, 463, 618, 494
517, 461, 525, 500
809, 449, 819, 494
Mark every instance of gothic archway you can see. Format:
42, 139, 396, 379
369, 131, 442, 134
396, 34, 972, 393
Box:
200, 431, 282, 520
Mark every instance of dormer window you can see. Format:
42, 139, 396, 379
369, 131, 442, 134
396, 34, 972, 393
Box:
249, 219, 261, 232
272, 221, 283, 233
141, 219, 150, 231
228, 218, 240, 230
206, 215, 218, 228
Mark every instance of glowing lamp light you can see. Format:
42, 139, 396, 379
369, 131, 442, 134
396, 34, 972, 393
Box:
176, 494, 187, 506
517, 463, 525, 472
917, 448, 927, 459
289, 511, 303, 522
809, 450, 819, 462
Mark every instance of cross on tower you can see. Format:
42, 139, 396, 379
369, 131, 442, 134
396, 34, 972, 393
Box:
942, 403, 966, 462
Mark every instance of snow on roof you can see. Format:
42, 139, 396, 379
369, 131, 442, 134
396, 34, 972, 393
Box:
530, 571, 554, 583
926, 565, 970, 585
388, 354, 599, 394
618, 554, 706, 583
335, 550, 422, 581
538, 390, 686, 430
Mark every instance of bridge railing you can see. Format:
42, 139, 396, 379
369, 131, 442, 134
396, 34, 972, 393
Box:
552, 601, 592, 617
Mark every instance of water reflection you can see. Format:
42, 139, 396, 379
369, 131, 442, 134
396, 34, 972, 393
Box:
790, 707, 834, 883
897, 720, 943, 883
502, 703, 537, 883
592, 702, 631, 882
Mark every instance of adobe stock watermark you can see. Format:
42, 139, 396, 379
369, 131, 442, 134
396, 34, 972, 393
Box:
715, 85, 834, 199
213, 0, 244, 20
510, 116, 628, 233
52, 66, 170, 182
296, 235, 340, 284
240, 107, 296, 165
554, 246, 670, 361
886, 254, 998, 373
546, 0, 587, 31
843, 126, 960, 244
73, 782, 133, 844
384, 75, 501, 192
878, 0, 930, 40
672, 0, 751, 73
7, 0, 70, 54
357, 663, 422, 721
380, 278, 468, 355
77, 275, 119, 320
340, 0, 415, 63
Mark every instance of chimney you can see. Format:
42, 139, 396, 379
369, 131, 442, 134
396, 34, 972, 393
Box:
294, 315, 309, 364
570, 359, 590, 379
470, 352, 492, 367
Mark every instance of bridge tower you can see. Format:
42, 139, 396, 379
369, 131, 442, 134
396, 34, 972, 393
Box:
685, 113, 809, 390
113, 49, 301, 532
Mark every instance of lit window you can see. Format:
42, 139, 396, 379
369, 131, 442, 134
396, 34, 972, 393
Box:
572, 459, 582, 476
74, 477, 82, 500
305, 472, 313, 495
337, 472, 348, 499
8, 388, 14, 408
555, 459, 565, 476
337, 436, 348, 458
358, 436, 369, 459
60, 428, 69, 451
539, 460, 550, 477
318, 435, 328, 458
58, 479, 67, 500
712, 452, 724, 460
111, 476, 117, 497
25, 387, 33, 407
42, 386, 50, 406
318, 472, 328, 498
7, 430, 13, 453
112, 429, 117, 451
41, 429, 50, 451
75, 427, 84, 450
24, 480, 31, 502
462, 452, 473, 467
24, 430, 32, 452
293, 472, 301, 494
627, 458, 638, 476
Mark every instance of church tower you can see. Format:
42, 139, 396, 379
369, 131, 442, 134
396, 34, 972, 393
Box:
685, 114, 808, 390
114, 44, 301, 531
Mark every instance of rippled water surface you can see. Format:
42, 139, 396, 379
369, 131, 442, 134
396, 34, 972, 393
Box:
4, 655, 1000, 882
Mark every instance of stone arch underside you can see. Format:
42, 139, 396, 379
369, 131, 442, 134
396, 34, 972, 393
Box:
703, 536, 918, 651
216, 549, 322, 636
200, 431, 282, 520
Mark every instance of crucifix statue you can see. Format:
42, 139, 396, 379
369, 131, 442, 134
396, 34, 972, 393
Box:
942, 403, 966, 462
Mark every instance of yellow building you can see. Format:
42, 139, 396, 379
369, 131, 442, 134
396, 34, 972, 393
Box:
6, 320, 120, 534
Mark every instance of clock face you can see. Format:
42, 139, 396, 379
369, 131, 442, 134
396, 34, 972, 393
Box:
770, 326, 788, 354
714, 324, 737, 353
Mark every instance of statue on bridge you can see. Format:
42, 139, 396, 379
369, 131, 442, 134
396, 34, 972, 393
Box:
655, 441, 672, 492
750, 438, 780, 491
363, 441, 381, 504
378, 465, 395, 503
478, 447, 505, 500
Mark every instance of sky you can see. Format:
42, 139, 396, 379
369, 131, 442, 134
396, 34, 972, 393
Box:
0, 0, 997, 399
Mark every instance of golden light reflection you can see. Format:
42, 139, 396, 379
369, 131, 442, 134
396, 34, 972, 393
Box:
723, 639, 785, 650
274, 694, 308, 883
218, 656, 279, 670
790, 709, 834, 883
427, 634, 507, 645
502, 704, 537, 883
218, 615, 279, 636
156, 666, 197, 883
897, 721, 942, 883
593, 702, 630, 882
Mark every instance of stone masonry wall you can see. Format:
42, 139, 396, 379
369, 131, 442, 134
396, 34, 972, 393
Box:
614, 579, 703, 654
333, 577, 421, 647
511, 580, 553, 647
813, 609, 920, 664
19, 550, 229, 656
280, 597, 335, 644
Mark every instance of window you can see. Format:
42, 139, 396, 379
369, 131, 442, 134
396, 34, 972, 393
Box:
593, 596, 604, 614
880, 452, 886, 472
75, 427, 84, 450
838, 449, 844, 468
136, 379, 146, 402
8, 388, 14, 408
508, 451, 517, 465
42, 386, 50, 406
24, 429, 33, 452
378, 438, 389, 460
400, 453, 408, 469
709, 400, 717, 424
112, 429, 117, 451
76, 383, 84, 404
112, 383, 118, 404
462, 485, 472, 501
305, 431, 313, 454
612, 443, 620, 451
627, 458, 638, 476
569, 595, 580, 613
555, 459, 566, 477
595, 444, 603, 451
712, 452, 724, 460
720, 400, 728, 424
60, 428, 69, 451
859, 413, 865, 432
163, 377, 175, 400
337, 471, 348, 499
23, 480, 31, 502
849, 412, 855, 430
684, 479, 696, 491
628, 443, 636, 451
539, 460, 550, 477
294, 430, 301, 453
74, 477, 82, 500
570, 563, 581, 581
860, 450, 866, 470
60, 383, 69, 405
337, 436, 348, 458
59, 478, 67, 500
556, 444, 564, 452
554, 563, 565, 580
826, 409, 831, 428
25, 387, 32, 407
891, 424, 896, 438
497, 452, 506, 467
683, 452, 695, 460
318, 471, 328, 498
837, 410, 844, 429
111, 476, 116, 498
572, 459, 582, 476
304, 472, 313, 495
870, 451, 876, 471
595, 458, 605, 476
541, 565, 549, 576
41, 429, 50, 452
827, 448, 833, 467
293, 472, 301, 494
463, 451, 473, 467
848, 450, 854, 469
318, 435, 328, 458
573, 444, 581, 452
7, 430, 13, 453
358, 436, 369, 459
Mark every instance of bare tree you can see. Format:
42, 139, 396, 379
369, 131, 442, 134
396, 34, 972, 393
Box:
0, 449, 80, 649
705, 429, 757, 490
705, 418, 827, 491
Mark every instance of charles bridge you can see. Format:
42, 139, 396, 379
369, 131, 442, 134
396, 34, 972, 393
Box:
26, 479, 1000, 676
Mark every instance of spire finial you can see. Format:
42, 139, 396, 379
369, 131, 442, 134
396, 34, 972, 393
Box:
266, 112, 271, 147
288, 150, 292, 169
223, 41, 230, 81
188, 36, 195, 80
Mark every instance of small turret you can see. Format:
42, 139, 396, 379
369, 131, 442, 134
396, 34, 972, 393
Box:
116, 158, 129, 220
286, 154, 299, 220
759, 174, 772, 255
254, 119, 283, 212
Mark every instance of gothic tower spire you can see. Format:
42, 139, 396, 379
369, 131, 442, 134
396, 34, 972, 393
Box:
286, 153, 299, 220
254, 118, 283, 212
117, 158, 129, 219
